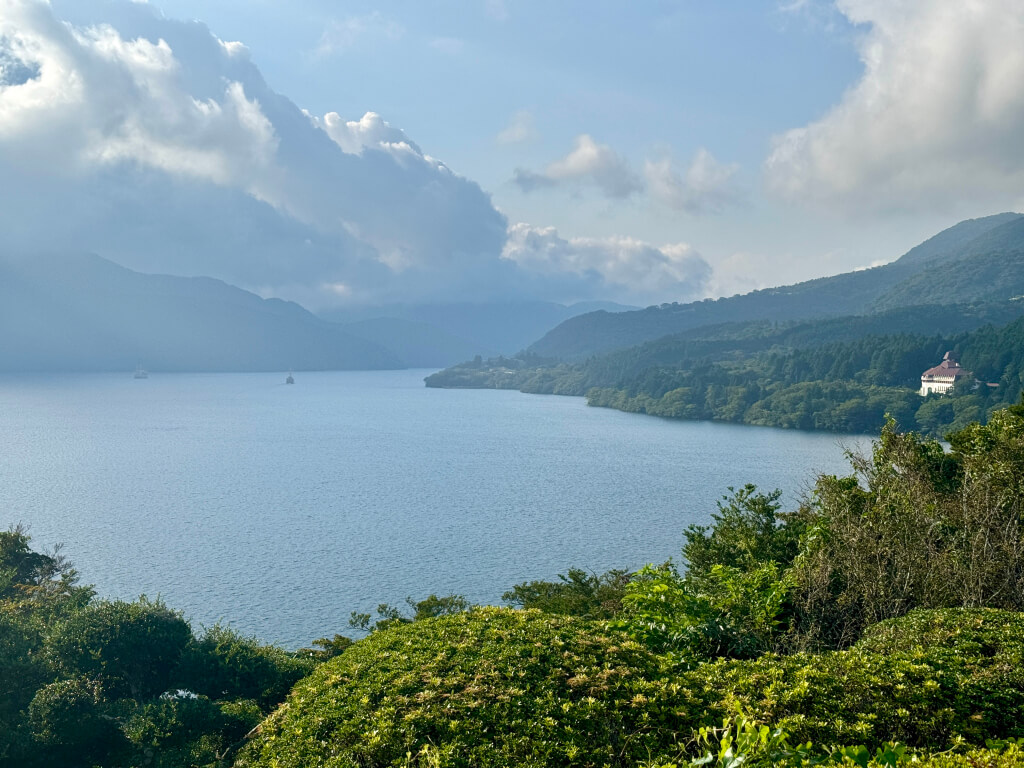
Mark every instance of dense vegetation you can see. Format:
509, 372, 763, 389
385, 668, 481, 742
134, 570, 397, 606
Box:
427, 304, 1024, 436
8, 402, 1024, 766
0, 534, 315, 767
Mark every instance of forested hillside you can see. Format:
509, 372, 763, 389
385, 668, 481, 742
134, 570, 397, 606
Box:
528, 213, 1024, 360
429, 301, 1024, 435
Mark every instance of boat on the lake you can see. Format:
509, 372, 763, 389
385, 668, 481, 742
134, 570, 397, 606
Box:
133, 365, 148, 379
286, 372, 294, 384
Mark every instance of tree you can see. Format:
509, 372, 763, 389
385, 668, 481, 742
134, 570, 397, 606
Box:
46, 598, 192, 700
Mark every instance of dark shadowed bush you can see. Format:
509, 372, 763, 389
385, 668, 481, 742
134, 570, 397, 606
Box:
28, 677, 127, 764
178, 625, 315, 710
45, 598, 192, 700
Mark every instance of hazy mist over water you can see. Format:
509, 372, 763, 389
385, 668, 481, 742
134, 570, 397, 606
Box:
0, 370, 867, 648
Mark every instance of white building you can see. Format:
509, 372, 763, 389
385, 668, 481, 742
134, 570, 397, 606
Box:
920, 352, 970, 396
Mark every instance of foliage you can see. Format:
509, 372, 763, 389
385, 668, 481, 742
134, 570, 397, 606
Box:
679, 608, 1024, 750
123, 693, 264, 768
178, 625, 316, 710
297, 633, 355, 661
0, 526, 93, 617
0, 530, 319, 768
682, 485, 801, 576
348, 593, 470, 633
790, 411, 1024, 648
612, 561, 792, 664
236, 607, 693, 768
46, 597, 193, 700
502, 567, 631, 619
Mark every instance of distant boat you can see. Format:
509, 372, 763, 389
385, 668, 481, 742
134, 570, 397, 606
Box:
133, 365, 148, 379
285, 372, 294, 385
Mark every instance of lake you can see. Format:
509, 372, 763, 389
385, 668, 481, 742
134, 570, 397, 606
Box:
0, 369, 868, 648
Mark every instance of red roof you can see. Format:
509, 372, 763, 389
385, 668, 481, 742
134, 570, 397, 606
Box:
921, 352, 970, 379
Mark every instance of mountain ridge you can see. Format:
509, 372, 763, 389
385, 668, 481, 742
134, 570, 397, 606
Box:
527, 213, 1024, 360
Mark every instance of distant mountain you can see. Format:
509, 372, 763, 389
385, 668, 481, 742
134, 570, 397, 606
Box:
528, 213, 1024, 360
322, 301, 638, 367
0, 253, 401, 372
341, 317, 481, 369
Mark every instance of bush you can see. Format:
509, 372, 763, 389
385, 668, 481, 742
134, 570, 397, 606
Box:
502, 568, 631, 619
237, 607, 692, 768
680, 609, 1024, 750
790, 411, 1024, 649
28, 677, 126, 763
46, 598, 192, 700
178, 625, 316, 710
123, 694, 263, 768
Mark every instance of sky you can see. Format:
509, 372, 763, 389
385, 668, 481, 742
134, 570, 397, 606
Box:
2, 0, 1024, 310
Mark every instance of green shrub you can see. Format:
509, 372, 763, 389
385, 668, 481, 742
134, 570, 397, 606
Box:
681, 609, 1024, 749
612, 560, 791, 664
123, 694, 263, 767
178, 625, 315, 710
502, 568, 631, 619
237, 607, 693, 768
46, 598, 192, 700
28, 677, 126, 763
682, 486, 801, 576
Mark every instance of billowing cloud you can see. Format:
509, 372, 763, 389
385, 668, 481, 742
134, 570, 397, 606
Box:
514, 134, 642, 199
313, 110, 422, 156
502, 223, 712, 305
645, 148, 741, 214
0, 0, 512, 307
0, 0, 722, 310
766, 0, 1024, 213
517, 135, 742, 214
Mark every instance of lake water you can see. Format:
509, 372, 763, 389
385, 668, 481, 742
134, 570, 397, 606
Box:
0, 369, 868, 648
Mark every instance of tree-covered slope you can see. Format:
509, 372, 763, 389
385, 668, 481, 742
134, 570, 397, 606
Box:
528, 213, 1023, 361
428, 303, 1024, 436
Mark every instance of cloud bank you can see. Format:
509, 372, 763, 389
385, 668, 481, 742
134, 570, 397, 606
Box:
766, 0, 1024, 213
502, 223, 712, 306
515, 135, 741, 214
0, 0, 720, 309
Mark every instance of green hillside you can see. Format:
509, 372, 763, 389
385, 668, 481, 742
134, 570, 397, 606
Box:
873, 217, 1024, 309
528, 213, 1023, 361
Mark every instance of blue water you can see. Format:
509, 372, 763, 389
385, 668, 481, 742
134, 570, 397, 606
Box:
0, 370, 868, 648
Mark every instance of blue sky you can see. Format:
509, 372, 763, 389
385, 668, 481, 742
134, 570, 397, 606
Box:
2, 0, 1023, 307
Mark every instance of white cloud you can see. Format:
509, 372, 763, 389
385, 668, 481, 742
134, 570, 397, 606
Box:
314, 110, 422, 157
0, 4, 278, 202
766, 0, 1024, 213
516, 136, 742, 213
514, 134, 643, 198
502, 223, 712, 305
0, 0, 723, 310
496, 109, 535, 145
0, 0, 509, 307
645, 148, 741, 214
